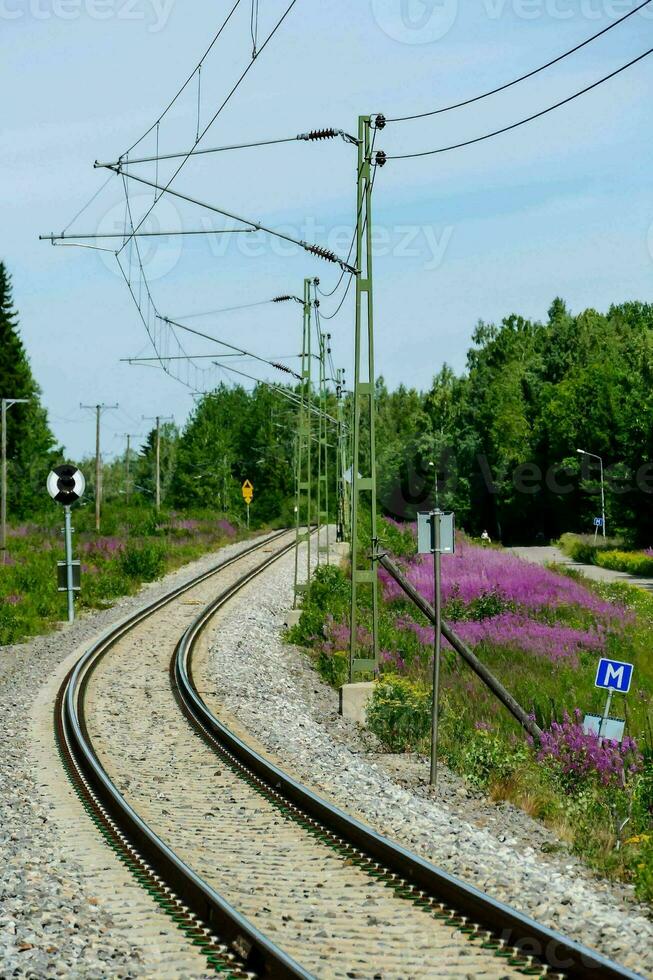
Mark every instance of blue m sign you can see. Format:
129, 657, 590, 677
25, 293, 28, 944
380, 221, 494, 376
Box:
595, 658, 634, 694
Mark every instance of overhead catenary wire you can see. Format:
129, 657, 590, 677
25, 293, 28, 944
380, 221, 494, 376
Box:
170, 295, 300, 320
159, 314, 302, 379
210, 359, 340, 425
122, 0, 244, 157
386, 0, 652, 123
116, 0, 300, 254
386, 47, 653, 160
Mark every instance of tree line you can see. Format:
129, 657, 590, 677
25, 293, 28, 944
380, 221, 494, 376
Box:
3, 258, 653, 542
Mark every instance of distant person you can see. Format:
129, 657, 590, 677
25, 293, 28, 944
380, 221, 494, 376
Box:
481, 530, 491, 546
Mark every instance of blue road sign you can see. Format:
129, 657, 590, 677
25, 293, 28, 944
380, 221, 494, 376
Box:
593, 517, 603, 527
595, 658, 634, 693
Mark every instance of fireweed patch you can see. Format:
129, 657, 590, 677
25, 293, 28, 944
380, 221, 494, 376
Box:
289, 519, 653, 900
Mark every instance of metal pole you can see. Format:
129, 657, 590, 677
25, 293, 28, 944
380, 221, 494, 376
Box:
324, 335, 330, 565
600, 456, 606, 538
247, 502, 250, 529
94, 405, 101, 532
316, 331, 323, 567
430, 510, 442, 786
598, 689, 613, 746
64, 504, 75, 623
350, 114, 380, 681
155, 416, 161, 511
293, 281, 313, 607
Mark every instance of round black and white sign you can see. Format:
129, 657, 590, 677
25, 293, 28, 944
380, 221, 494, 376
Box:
46, 464, 86, 505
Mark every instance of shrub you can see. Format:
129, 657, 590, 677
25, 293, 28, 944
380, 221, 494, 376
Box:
286, 565, 350, 647
624, 833, 653, 903
459, 727, 531, 790
366, 675, 431, 752
595, 550, 653, 577
317, 649, 349, 688
119, 541, 167, 581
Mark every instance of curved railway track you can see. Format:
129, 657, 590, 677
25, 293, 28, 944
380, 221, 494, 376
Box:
56, 529, 643, 980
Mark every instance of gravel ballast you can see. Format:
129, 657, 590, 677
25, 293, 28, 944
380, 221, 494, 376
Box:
206, 540, 653, 979
0, 532, 275, 979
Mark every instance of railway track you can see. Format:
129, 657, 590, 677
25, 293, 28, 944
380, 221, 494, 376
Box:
56, 529, 643, 980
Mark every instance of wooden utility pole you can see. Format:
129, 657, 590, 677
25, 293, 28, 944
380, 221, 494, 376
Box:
80, 403, 119, 532
142, 415, 173, 511
122, 433, 140, 499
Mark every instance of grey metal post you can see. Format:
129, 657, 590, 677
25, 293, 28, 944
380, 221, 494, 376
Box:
598, 689, 613, 746
430, 510, 442, 786
94, 406, 101, 530
600, 456, 606, 538
63, 505, 75, 623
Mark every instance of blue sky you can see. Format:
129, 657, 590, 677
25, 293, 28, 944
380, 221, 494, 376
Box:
3, 0, 652, 458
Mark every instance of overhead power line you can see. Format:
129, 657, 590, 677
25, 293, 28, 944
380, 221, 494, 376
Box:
387, 0, 652, 123
386, 46, 653, 161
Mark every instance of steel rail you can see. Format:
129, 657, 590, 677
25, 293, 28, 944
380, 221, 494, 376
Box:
176, 579, 643, 980
56, 525, 643, 980
56, 529, 312, 979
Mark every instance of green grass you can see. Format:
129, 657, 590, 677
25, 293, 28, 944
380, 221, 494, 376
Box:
0, 503, 245, 646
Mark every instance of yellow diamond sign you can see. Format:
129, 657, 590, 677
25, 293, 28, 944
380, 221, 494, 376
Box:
241, 479, 254, 505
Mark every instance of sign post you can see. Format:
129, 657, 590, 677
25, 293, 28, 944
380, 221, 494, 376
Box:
593, 656, 633, 745
242, 479, 254, 529
418, 510, 455, 786
63, 506, 75, 623
47, 464, 85, 623
593, 516, 603, 543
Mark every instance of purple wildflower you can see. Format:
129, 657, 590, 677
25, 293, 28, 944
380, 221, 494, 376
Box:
537, 709, 642, 788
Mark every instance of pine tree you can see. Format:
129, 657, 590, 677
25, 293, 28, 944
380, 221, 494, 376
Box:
0, 261, 59, 517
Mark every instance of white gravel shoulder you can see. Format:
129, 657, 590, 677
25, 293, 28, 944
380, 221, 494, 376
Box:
0, 531, 276, 979
207, 540, 653, 980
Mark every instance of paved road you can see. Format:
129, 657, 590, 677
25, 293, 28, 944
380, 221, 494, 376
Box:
509, 545, 653, 592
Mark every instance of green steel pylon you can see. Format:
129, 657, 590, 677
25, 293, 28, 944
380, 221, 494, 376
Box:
335, 368, 346, 543
349, 114, 380, 681
315, 314, 330, 566
293, 278, 313, 607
